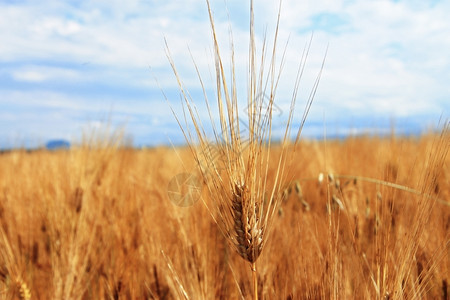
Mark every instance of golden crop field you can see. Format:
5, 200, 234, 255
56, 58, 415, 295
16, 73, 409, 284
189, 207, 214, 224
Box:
0, 132, 448, 299
2, 1, 449, 298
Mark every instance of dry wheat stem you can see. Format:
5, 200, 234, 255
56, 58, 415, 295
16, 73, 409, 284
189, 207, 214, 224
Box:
166, 0, 325, 298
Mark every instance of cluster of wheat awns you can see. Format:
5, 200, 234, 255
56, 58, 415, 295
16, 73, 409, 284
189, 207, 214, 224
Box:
166, 0, 322, 298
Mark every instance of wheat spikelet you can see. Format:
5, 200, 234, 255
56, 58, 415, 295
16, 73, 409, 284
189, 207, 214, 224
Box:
166, 0, 321, 255
232, 182, 263, 263
165, 0, 325, 298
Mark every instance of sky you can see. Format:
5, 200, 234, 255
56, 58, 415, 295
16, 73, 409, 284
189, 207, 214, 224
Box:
0, 0, 449, 149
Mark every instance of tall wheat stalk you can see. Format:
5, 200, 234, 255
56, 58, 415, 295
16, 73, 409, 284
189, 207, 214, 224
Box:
166, 0, 324, 298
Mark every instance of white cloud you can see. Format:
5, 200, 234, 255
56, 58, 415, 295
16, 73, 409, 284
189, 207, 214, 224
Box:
11, 65, 80, 82
32, 17, 82, 37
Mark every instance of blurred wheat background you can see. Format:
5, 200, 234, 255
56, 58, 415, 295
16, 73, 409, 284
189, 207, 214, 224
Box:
0, 131, 448, 299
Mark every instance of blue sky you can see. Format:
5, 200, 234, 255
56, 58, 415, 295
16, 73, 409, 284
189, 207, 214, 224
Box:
0, 0, 448, 149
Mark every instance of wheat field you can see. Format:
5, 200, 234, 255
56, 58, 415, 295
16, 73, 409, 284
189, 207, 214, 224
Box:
0, 131, 448, 299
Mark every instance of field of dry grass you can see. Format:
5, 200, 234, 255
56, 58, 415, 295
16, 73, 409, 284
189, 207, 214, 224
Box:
0, 132, 448, 299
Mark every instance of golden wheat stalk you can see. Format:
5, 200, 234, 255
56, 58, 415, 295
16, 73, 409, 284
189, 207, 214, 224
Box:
165, 1, 324, 298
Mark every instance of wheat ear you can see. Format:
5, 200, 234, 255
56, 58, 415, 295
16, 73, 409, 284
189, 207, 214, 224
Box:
166, 0, 324, 298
